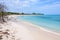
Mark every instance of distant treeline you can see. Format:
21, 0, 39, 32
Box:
0, 12, 44, 16
7, 12, 20, 15
8, 12, 44, 15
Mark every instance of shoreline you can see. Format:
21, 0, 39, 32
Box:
18, 20, 60, 36
15, 15, 60, 36
8, 15, 60, 40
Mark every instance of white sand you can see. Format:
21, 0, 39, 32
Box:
0, 15, 60, 40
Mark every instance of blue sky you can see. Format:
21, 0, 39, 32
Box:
0, 0, 60, 14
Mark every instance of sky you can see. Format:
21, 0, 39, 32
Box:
0, 0, 60, 15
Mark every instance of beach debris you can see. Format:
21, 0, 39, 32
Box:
0, 28, 16, 40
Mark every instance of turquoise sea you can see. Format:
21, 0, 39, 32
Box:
18, 15, 60, 33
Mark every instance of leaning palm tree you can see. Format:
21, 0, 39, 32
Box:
0, 3, 8, 23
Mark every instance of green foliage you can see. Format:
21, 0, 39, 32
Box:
21, 13, 24, 15
0, 12, 44, 16
0, 12, 8, 16
32, 13, 36, 15
32, 13, 44, 15
7, 12, 20, 15
0, 12, 2, 16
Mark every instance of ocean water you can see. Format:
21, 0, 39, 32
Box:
18, 15, 60, 33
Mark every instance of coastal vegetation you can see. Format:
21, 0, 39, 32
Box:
0, 3, 16, 40
0, 3, 8, 23
5, 12, 44, 15
32, 12, 44, 15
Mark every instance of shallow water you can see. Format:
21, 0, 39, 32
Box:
18, 15, 60, 33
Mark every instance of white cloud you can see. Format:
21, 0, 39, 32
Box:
0, 0, 38, 8
13, 0, 38, 7
20, 0, 38, 7
29, 0, 38, 2
14, 0, 20, 4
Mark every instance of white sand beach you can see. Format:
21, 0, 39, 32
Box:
0, 15, 60, 40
